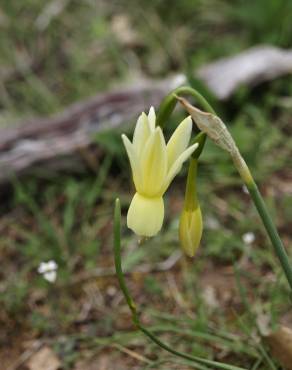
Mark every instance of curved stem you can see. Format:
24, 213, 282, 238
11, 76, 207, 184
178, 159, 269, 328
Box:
114, 199, 139, 324
113, 199, 248, 370
156, 86, 216, 128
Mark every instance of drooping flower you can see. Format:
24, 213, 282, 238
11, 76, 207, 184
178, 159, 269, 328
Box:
179, 158, 203, 257
122, 107, 198, 237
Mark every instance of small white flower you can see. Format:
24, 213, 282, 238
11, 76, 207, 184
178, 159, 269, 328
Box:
46, 260, 58, 270
37, 262, 47, 274
38, 260, 58, 283
242, 232, 255, 244
43, 270, 57, 283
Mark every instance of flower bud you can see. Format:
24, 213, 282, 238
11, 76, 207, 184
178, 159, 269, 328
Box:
179, 158, 203, 257
179, 206, 202, 257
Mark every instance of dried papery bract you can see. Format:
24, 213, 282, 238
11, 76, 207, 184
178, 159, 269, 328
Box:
177, 96, 253, 184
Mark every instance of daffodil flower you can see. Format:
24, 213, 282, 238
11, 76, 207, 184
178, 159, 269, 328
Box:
122, 107, 198, 237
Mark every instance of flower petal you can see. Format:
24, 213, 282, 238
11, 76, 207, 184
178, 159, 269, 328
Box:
148, 106, 156, 131
166, 116, 192, 170
163, 142, 198, 191
122, 134, 142, 191
127, 193, 164, 236
140, 127, 167, 196
132, 112, 151, 155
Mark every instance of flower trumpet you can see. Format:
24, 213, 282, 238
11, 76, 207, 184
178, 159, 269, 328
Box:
122, 107, 198, 237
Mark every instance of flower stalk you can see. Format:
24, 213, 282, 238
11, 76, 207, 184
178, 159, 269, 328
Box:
247, 181, 292, 290
156, 86, 216, 128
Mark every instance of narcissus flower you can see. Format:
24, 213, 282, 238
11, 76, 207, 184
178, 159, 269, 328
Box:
122, 107, 198, 237
179, 158, 203, 257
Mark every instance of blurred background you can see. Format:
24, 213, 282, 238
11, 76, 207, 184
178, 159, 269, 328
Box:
0, 1, 292, 369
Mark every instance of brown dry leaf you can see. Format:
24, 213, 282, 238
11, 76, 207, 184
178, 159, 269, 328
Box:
27, 346, 61, 370
264, 325, 292, 370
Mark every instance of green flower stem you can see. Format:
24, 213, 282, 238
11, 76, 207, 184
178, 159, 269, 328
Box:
229, 134, 292, 290
114, 199, 247, 370
246, 179, 292, 290
114, 199, 138, 323
184, 157, 199, 210
191, 131, 207, 160
156, 86, 216, 128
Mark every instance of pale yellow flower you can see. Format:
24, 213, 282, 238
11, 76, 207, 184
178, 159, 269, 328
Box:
122, 107, 198, 237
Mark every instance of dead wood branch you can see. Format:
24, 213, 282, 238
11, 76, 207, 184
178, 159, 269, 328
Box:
0, 45, 292, 183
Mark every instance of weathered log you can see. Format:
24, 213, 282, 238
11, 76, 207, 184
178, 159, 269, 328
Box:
198, 45, 292, 100
0, 77, 185, 182
0, 45, 292, 183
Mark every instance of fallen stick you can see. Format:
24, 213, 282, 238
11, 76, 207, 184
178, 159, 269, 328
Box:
0, 45, 292, 183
